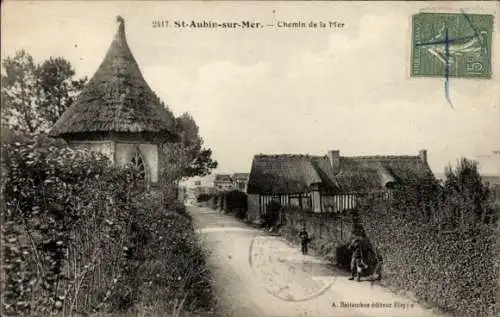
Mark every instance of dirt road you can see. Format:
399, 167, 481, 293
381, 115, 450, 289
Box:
191, 206, 442, 317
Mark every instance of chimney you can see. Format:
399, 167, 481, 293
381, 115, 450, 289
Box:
419, 149, 427, 164
327, 150, 340, 173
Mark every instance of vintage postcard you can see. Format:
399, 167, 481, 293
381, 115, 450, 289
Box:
1, 1, 499, 317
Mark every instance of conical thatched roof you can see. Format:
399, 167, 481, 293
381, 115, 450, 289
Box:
49, 16, 176, 138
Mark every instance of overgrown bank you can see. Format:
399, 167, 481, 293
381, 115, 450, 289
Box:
274, 202, 498, 317
272, 158, 500, 317
1, 136, 216, 317
358, 202, 498, 317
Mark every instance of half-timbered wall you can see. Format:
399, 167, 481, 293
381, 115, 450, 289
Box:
254, 189, 393, 217
321, 194, 358, 213
257, 192, 314, 215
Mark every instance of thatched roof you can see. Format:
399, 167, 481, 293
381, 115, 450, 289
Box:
247, 155, 328, 194
247, 152, 435, 195
49, 17, 176, 139
334, 156, 433, 192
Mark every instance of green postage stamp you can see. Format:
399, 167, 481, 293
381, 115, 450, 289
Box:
411, 12, 494, 78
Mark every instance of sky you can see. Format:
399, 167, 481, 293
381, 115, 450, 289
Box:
2, 1, 499, 177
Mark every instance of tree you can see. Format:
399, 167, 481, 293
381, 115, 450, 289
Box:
158, 112, 217, 201
37, 57, 87, 125
391, 169, 440, 220
1, 50, 42, 133
441, 158, 494, 226
1, 51, 87, 133
174, 112, 218, 178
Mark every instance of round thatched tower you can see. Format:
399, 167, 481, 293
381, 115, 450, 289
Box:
49, 17, 177, 184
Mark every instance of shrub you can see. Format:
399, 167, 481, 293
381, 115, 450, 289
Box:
351, 158, 499, 316
130, 198, 215, 314
1, 139, 215, 316
439, 158, 497, 226
224, 190, 247, 219
196, 193, 213, 203
225, 190, 247, 209
358, 202, 498, 317
261, 201, 281, 227
390, 169, 440, 219
1, 140, 145, 316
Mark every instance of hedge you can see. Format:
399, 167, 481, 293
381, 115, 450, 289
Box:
277, 203, 498, 316
358, 204, 498, 317
196, 193, 215, 203
1, 138, 215, 316
217, 190, 247, 219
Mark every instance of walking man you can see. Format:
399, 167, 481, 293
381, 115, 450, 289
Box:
299, 226, 310, 255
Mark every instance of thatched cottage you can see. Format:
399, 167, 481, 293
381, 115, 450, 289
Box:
246, 149, 434, 222
49, 17, 177, 185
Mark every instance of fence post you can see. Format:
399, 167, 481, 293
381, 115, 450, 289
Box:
340, 217, 343, 241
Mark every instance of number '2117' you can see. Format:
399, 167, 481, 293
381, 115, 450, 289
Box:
152, 20, 169, 28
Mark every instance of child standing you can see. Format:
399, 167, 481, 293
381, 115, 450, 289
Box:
299, 226, 309, 255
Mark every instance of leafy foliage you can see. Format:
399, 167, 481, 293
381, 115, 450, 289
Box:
1, 51, 42, 132
1, 51, 87, 133
221, 190, 248, 219
389, 157, 496, 227
358, 203, 498, 317
159, 113, 218, 200
261, 201, 282, 227
37, 57, 87, 125
196, 193, 215, 203
350, 158, 499, 316
173, 113, 218, 178
2, 138, 145, 316
1, 136, 215, 316
440, 158, 496, 226
390, 169, 440, 219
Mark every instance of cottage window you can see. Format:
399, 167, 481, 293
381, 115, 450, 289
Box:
131, 150, 148, 181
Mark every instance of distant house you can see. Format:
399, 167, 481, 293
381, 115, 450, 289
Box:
246, 149, 435, 222
232, 173, 250, 192
180, 176, 216, 204
214, 174, 234, 191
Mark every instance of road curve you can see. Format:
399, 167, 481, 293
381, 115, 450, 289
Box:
190, 206, 442, 317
